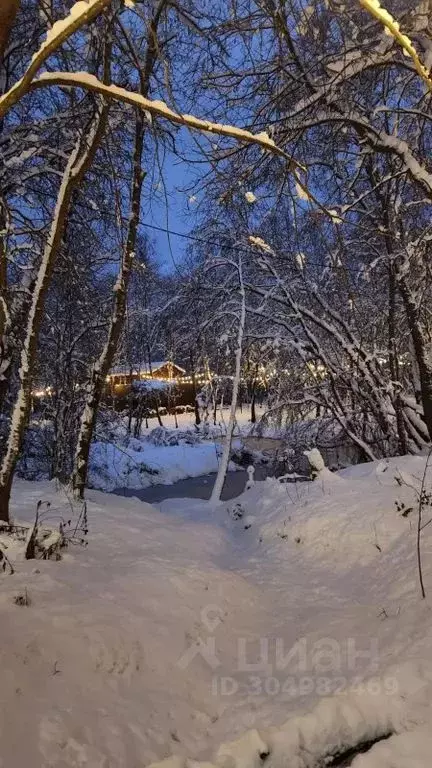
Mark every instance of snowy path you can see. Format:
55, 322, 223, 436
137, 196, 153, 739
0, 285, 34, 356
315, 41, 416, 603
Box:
2, 457, 432, 766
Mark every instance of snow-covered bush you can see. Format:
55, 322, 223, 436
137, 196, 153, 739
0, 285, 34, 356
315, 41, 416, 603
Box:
147, 426, 200, 447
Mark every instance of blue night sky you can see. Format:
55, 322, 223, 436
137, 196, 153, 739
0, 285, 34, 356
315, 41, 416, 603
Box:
141, 138, 205, 273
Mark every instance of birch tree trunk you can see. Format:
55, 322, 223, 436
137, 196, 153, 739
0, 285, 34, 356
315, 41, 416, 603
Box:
210, 258, 246, 505
0, 105, 107, 522
0, 203, 10, 409
71, 0, 166, 497
190, 351, 201, 426
72, 110, 146, 498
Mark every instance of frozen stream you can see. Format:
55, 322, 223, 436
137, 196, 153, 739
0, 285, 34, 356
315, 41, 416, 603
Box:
111, 436, 284, 503
113, 467, 270, 503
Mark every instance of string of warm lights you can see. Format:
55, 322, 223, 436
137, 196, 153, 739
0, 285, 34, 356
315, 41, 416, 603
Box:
35, 365, 280, 397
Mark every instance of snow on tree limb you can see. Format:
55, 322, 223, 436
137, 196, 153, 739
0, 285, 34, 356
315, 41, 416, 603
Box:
292, 107, 432, 200
359, 0, 432, 91
0, 0, 112, 120
31, 70, 339, 214
29, 70, 305, 172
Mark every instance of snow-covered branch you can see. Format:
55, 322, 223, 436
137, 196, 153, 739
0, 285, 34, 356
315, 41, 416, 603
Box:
359, 0, 432, 91
0, 0, 112, 120
30, 71, 304, 171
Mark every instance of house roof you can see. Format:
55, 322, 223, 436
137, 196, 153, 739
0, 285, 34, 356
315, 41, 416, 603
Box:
109, 361, 186, 376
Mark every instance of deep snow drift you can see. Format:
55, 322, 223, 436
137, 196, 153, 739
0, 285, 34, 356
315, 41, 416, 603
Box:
2, 455, 432, 766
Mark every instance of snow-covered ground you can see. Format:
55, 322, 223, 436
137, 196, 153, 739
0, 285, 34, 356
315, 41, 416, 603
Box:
89, 437, 238, 492
136, 406, 266, 436
88, 407, 266, 491
2, 455, 432, 765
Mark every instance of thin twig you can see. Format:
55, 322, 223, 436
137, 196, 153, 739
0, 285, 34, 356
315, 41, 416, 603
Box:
416, 449, 432, 599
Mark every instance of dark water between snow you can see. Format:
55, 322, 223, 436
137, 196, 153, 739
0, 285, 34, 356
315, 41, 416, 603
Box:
113, 467, 270, 504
